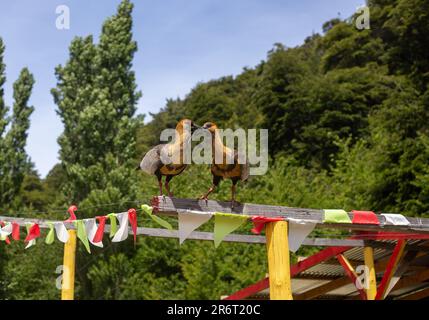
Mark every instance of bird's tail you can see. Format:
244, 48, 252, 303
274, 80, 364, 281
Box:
135, 164, 141, 171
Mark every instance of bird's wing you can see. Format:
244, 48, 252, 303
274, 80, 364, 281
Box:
241, 161, 250, 182
139, 144, 165, 175
234, 149, 250, 182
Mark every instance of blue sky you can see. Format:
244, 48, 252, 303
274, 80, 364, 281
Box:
0, 0, 363, 177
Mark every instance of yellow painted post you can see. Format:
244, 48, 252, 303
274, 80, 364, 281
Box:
61, 229, 77, 300
265, 221, 293, 300
364, 247, 377, 300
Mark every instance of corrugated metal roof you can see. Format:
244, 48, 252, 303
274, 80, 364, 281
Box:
253, 239, 429, 300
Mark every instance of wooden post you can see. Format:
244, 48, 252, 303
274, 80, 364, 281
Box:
265, 221, 293, 300
376, 239, 406, 300
61, 229, 77, 300
364, 247, 377, 300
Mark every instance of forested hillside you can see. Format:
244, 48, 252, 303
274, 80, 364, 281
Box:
0, 0, 428, 299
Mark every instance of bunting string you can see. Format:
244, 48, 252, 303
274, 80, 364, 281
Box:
0, 204, 419, 253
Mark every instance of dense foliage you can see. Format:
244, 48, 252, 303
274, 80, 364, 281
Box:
0, 0, 428, 299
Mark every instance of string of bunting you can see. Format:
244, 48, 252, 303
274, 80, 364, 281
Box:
0, 206, 422, 253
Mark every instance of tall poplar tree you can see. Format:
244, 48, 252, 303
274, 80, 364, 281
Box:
0, 38, 35, 209
52, 0, 141, 298
0, 38, 9, 200
52, 0, 141, 215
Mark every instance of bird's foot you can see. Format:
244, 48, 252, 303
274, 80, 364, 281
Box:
230, 200, 241, 210
198, 195, 209, 203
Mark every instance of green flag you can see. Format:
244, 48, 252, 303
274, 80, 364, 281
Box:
323, 209, 352, 224
214, 213, 249, 248
74, 220, 91, 253
45, 222, 55, 245
141, 204, 173, 230
107, 213, 118, 237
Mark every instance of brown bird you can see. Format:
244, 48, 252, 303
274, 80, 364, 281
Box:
199, 122, 249, 208
138, 119, 199, 197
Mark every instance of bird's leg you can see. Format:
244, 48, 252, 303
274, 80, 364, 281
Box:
157, 177, 164, 198
165, 176, 173, 198
199, 185, 216, 201
231, 183, 236, 209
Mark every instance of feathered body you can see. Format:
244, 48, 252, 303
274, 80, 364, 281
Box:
139, 119, 197, 196
200, 122, 249, 207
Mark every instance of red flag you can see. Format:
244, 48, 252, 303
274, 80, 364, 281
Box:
128, 208, 138, 244
25, 224, 40, 242
65, 205, 78, 222
12, 222, 20, 241
93, 216, 107, 243
251, 216, 284, 234
352, 210, 379, 225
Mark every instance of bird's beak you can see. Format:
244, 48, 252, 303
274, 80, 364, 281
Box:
191, 123, 200, 133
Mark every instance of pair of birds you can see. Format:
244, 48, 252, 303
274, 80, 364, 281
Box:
138, 119, 249, 208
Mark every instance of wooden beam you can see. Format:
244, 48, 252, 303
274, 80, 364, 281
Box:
61, 230, 76, 300
265, 221, 292, 300
392, 268, 429, 292
296, 252, 394, 300
384, 251, 418, 297
336, 254, 367, 300
224, 245, 351, 300
376, 240, 407, 300
294, 277, 351, 300
364, 247, 377, 300
398, 287, 429, 300
291, 246, 351, 275
152, 196, 429, 234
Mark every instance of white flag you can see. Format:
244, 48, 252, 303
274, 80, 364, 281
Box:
0, 222, 12, 237
381, 214, 410, 226
84, 219, 103, 248
112, 213, 129, 242
288, 218, 317, 253
178, 210, 213, 244
54, 222, 69, 243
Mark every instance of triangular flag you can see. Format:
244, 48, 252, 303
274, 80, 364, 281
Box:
250, 216, 284, 234
287, 218, 317, 253
12, 222, 20, 240
141, 204, 173, 230
0, 222, 11, 244
352, 210, 379, 225
107, 213, 118, 238
93, 216, 106, 243
74, 220, 91, 253
0, 222, 13, 237
84, 219, 103, 248
381, 214, 410, 226
25, 223, 40, 242
112, 212, 129, 242
25, 224, 36, 249
178, 210, 213, 244
128, 209, 138, 245
213, 213, 248, 248
323, 209, 351, 224
45, 223, 55, 245
54, 222, 69, 243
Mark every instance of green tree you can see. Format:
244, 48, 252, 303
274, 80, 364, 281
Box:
52, 0, 142, 298
0, 40, 35, 210
3, 68, 35, 206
